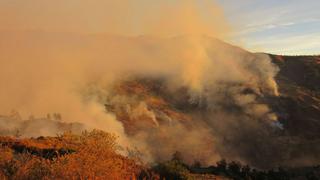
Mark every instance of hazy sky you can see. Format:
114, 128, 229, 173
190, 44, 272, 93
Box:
217, 0, 320, 55
0, 0, 319, 55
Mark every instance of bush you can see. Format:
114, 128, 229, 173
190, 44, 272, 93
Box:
0, 130, 142, 179
154, 159, 191, 180
153, 152, 193, 180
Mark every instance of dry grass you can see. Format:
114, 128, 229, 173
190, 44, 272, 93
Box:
0, 130, 142, 180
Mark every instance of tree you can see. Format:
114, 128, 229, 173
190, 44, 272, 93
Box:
216, 159, 227, 173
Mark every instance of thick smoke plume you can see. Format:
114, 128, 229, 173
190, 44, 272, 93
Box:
0, 0, 284, 168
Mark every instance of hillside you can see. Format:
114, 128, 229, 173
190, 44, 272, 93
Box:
0, 33, 320, 179
98, 54, 320, 169
270, 55, 320, 137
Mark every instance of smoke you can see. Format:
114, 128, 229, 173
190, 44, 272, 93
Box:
92, 36, 280, 167
0, 0, 285, 168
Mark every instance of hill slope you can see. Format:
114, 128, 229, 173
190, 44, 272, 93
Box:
0, 34, 319, 173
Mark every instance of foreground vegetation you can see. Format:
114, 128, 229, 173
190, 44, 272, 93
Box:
0, 130, 143, 179
1, 130, 320, 180
154, 157, 320, 180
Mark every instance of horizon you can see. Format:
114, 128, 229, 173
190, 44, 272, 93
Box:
0, 0, 319, 55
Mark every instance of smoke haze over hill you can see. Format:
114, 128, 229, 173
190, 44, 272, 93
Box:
1, 0, 319, 170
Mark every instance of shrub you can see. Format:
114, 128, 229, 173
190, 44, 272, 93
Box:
0, 130, 142, 179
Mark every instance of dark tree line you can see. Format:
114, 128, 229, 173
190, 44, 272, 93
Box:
151, 152, 320, 180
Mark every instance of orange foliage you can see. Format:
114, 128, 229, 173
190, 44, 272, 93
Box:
0, 130, 142, 180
